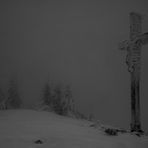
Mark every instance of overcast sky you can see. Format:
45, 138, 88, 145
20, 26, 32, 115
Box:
0, 0, 148, 131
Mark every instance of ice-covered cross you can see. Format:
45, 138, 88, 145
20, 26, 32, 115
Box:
119, 12, 148, 133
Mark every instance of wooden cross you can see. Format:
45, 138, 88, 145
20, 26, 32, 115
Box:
119, 12, 148, 132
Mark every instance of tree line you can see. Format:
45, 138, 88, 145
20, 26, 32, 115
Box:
0, 79, 93, 120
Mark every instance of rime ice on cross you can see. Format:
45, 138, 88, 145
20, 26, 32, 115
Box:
119, 12, 148, 132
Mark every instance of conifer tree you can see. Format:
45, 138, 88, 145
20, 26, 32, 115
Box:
53, 84, 63, 115
7, 80, 21, 109
63, 85, 74, 114
42, 83, 52, 106
0, 88, 5, 103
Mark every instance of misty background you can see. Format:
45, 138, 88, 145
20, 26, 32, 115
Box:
0, 0, 148, 131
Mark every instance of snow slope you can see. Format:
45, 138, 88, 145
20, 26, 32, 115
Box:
0, 109, 147, 148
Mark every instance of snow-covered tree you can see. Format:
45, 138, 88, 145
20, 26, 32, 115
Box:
63, 85, 75, 115
0, 88, 5, 103
42, 83, 52, 107
52, 84, 63, 115
40, 82, 76, 117
7, 80, 22, 109
0, 88, 6, 110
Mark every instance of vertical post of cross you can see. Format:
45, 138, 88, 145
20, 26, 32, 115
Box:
129, 12, 142, 132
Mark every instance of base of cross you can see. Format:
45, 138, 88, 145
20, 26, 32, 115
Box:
130, 123, 144, 134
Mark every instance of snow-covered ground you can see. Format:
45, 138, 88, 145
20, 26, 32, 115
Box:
0, 109, 147, 148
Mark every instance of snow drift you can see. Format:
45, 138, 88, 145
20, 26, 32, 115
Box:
0, 109, 147, 148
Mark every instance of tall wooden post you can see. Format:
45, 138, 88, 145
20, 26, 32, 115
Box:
130, 63, 141, 132
129, 12, 142, 132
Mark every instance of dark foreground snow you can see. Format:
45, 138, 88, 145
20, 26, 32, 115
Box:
0, 109, 147, 148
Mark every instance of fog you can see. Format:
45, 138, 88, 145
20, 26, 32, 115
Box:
0, 0, 148, 131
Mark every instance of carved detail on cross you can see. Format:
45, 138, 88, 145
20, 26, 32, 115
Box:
119, 32, 148, 72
